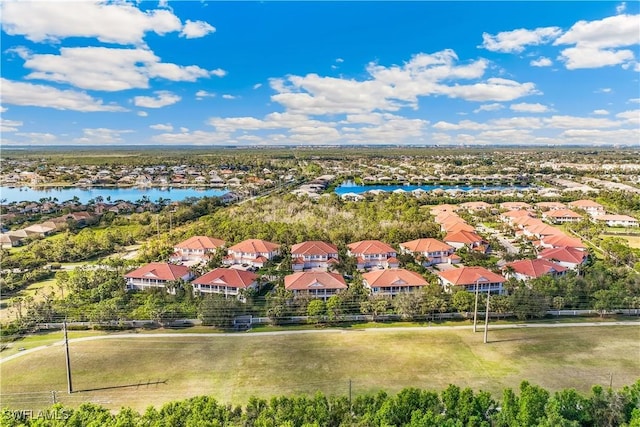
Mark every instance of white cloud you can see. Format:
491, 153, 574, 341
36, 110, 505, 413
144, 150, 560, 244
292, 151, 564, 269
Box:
14, 132, 57, 144
18, 46, 218, 91
270, 50, 538, 116
480, 27, 562, 53
151, 130, 232, 145
596, 88, 613, 93
592, 109, 610, 115
629, 98, 640, 103
0, 1, 182, 45
180, 20, 216, 39
222, 94, 237, 100
473, 103, 504, 113
195, 90, 216, 100
336, 58, 344, 63
150, 123, 174, 131
544, 115, 619, 129
137, 111, 149, 117
253, 83, 263, 90
1, 78, 126, 112
73, 128, 134, 144
210, 68, 227, 77
133, 91, 181, 108
510, 103, 551, 113
616, 109, 640, 125
554, 14, 640, 69
0, 106, 7, 113
1, 118, 23, 132
617, 2, 627, 14
530, 57, 553, 67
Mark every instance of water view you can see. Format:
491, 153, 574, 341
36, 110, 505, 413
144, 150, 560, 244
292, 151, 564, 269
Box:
0, 186, 228, 204
334, 181, 533, 195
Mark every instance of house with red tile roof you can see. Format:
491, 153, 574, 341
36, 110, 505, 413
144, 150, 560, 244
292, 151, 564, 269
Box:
347, 240, 399, 270
522, 222, 564, 239
500, 202, 532, 211
538, 233, 586, 251
568, 199, 605, 217
399, 238, 456, 266
538, 247, 588, 270
291, 240, 339, 271
542, 209, 582, 224
459, 201, 492, 213
170, 235, 226, 263
441, 220, 476, 233
503, 259, 567, 281
224, 239, 280, 268
500, 209, 535, 225
593, 214, 639, 227
437, 266, 506, 294
535, 201, 567, 211
284, 271, 348, 300
444, 230, 487, 252
192, 268, 258, 301
125, 262, 194, 292
362, 268, 429, 297
430, 204, 459, 215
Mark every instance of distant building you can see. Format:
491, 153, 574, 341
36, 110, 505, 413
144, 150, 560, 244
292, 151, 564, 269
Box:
291, 241, 339, 271
362, 268, 429, 297
192, 268, 258, 301
399, 238, 456, 266
171, 236, 225, 263
224, 239, 280, 268
284, 271, 348, 301
437, 266, 506, 294
503, 259, 567, 281
347, 240, 398, 270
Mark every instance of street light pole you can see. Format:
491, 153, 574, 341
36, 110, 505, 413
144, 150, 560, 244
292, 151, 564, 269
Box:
473, 280, 480, 333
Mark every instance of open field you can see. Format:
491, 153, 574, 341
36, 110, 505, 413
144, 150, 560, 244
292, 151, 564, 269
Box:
1, 325, 639, 412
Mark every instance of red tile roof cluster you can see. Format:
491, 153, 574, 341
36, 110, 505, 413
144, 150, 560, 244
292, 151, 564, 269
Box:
284, 272, 348, 291
362, 268, 428, 288
444, 230, 484, 245
568, 199, 604, 209
125, 262, 191, 281
192, 268, 258, 289
543, 209, 582, 219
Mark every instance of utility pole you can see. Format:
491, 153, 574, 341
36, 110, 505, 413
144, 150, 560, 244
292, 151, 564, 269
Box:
473, 281, 479, 333
63, 321, 73, 393
483, 291, 491, 344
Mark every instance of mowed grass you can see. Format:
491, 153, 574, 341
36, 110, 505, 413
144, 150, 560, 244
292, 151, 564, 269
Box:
1, 326, 639, 412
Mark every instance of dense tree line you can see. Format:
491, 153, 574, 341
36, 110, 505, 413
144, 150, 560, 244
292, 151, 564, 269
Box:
2, 381, 639, 426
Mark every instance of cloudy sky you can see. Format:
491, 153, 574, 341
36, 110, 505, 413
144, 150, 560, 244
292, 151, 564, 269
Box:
1, 1, 639, 146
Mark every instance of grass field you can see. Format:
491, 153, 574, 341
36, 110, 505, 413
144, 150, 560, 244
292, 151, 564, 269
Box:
1, 326, 639, 412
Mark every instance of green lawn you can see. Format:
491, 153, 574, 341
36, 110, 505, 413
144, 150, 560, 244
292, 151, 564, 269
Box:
1, 326, 638, 412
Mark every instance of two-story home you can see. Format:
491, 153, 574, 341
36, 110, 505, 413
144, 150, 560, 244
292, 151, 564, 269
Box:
224, 239, 280, 268
192, 268, 258, 301
538, 247, 588, 271
284, 271, 348, 301
568, 200, 605, 217
125, 262, 194, 292
444, 230, 488, 252
291, 241, 339, 271
437, 266, 506, 295
503, 259, 567, 281
362, 268, 428, 297
542, 209, 582, 224
593, 214, 639, 227
399, 238, 456, 266
170, 235, 226, 263
347, 240, 398, 270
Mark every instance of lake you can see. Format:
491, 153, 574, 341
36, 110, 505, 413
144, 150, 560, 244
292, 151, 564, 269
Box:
334, 182, 533, 195
0, 186, 228, 204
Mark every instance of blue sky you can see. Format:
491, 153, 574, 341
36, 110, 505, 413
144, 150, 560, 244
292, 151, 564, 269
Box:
1, 1, 639, 146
